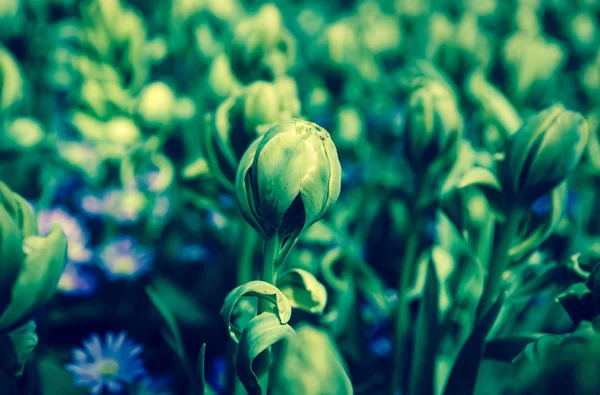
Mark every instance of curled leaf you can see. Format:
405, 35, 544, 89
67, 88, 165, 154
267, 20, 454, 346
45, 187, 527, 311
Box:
236, 312, 295, 395
276, 269, 327, 314
220, 281, 292, 343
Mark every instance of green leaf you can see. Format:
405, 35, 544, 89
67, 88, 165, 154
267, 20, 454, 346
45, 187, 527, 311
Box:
352, 255, 390, 315
483, 334, 545, 362
269, 324, 353, 395
276, 269, 327, 314
0, 207, 23, 321
145, 285, 185, 358
443, 294, 505, 395
236, 312, 295, 395
557, 283, 595, 323
457, 167, 504, 218
509, 182, 567, 261
465, 69, 522, 138
220, 281, 292, 343
150, 277, 211, 326
512, 333, 564, 365
409, 259, 440, 395
0, 224, 67, 332
192, 344, 207, 395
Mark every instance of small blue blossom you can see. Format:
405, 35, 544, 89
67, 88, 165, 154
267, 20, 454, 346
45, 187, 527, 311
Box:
58, 262, 98, 296
99, 237, 153, 280
65, 331, 146, 394
37, 208, 93, 263
369, 335, 393, 358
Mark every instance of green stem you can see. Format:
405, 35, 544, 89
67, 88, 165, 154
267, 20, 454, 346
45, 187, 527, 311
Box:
390, 216, 422, 395
237, 222, 258, 286
262, 233, 280, 285
475, 207, 523, 322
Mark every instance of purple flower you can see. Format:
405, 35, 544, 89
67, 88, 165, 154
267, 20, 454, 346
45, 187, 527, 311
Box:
37, 208, 92, 263
65, 332, 146, 394
99, 237, 153, 280
58, 262, 97, 296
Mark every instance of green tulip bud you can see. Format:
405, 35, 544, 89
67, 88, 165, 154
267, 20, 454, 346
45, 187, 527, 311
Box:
269, 325, 352, 395
229, 4, 294, 83
136, 82, 177, 126
404, 78, 463, 174
501, 104, 588, 205
568, 12, 599, 56
207, 54, 241, 100
235, 120, 341, 256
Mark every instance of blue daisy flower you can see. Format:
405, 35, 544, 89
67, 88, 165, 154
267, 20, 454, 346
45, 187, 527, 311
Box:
65, 331, 147, 394
81, 188, 147, 224
37, 208, 93, 263
99, 237, 153, 280
207, 210, 227, 231
58, 262, 98, 296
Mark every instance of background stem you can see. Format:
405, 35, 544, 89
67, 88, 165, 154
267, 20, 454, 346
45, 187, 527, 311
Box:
476, 207, 522, 321
390, 215, 422, 395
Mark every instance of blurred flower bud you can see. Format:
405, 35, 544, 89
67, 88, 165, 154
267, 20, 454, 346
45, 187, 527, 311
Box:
404, 78, 463, 175
0, 47, 23, 110
229, 4, 295, 82
3, 118, 45, 149
502, 32, 565, 105
207, 54, 241, 101
568, 12, 599, 56
236, 120, 341, 257
333, 106, 364, 150
137, 82, 177, 127
269, 325, 352, 395
0, 183, 67, 332
204, 80, 301, 189
0, 320, 37, 376
501, 104, 588, 205
104, 116, 141, 146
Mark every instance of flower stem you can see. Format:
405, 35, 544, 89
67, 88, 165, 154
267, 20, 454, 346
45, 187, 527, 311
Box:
475, 207, 522, 322
262, 233, 280, 285
390, 216, 421, 395
237, 222, 258, 286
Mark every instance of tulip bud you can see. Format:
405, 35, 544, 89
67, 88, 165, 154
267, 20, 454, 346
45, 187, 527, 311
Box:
136, 82, 176, 127
404, 78, 463, 175
269, 325, 352, 395
235, 120, 341, 256
501, 104, 588, 205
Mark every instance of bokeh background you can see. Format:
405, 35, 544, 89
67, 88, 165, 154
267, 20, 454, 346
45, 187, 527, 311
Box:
2, 0, 600, 394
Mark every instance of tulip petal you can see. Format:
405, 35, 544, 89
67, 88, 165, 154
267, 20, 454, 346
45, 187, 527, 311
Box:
0, 224, 67, 332
254, 123, 314, 232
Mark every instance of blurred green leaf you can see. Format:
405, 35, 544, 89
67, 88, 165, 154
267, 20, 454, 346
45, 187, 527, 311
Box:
276, 268, 327, 314
408, 259, 439, 395
484, 334, 545, 362
443, 294, 505, 395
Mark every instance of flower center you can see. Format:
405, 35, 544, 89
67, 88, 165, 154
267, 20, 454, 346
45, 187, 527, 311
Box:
113, 256, 137, 274
97, 359, 120, 377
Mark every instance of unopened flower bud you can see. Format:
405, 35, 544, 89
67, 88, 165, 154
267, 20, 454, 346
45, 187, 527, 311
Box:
501, 104, 588, 205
